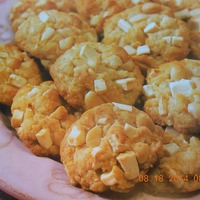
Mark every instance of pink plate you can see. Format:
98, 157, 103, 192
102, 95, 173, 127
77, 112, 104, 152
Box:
0, 0, 200, 199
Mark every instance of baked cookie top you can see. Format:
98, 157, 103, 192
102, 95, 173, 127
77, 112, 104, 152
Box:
60, 102, 164, 192
74, 0, 133, 33
103, 4, 190, 69
157, 0, 200, 20
14, 10, 98, 68
143, 59, 200, 134
145, 127, 200, 194
0, 44, 42, 106
10, 0, 76, 32
11, 81, 78, 158
50, 42, 144, 111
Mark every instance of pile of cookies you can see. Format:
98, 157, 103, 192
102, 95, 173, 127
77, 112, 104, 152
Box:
1, 0, 200, 195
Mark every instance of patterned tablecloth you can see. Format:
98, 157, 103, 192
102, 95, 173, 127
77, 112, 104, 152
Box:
0, 0, 200, 200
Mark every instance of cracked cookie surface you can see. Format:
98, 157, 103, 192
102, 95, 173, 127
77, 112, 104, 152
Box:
0, 44, 42, 106
50, 42, 144, 111
60, 102, 164, 192
11, 81, 78, 158
143, 59, 200, 134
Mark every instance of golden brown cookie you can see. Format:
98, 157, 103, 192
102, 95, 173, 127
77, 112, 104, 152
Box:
14, 10, 98, 69
60, 102, 164, 192
103, 5, 190, 70
0, 43, 42, 106
10, 0, 76, 32
158, 0, 200, 20
145, 127, 200, 194
11, 81, 79, 158
50, 42, 144, 111
74, 0, 133, 33
143, 59, 200, 134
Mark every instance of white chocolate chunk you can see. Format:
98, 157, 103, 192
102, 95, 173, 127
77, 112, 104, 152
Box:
171, 36, 183, 47
90, 15, 102, 26
163, 36, 183, 47
39, 11, 49, 23
41, 27, 55, 41
115, 78, 136, 91
91, 146, 102, 157
169, 79, 193, 97
108, 134, 122, 153
133, 142, 150, 164
57, 27, 72, 37
175, 0, 182, 6
163, 36, 172, 44
27, 87, 39, 98
191, 77, 200, 90
136, 45, 150, 55
118, 19, 132, 32
12, 109, 24, 127
108, 134, 128, 153
36, 0, 47, 6
68, 125, 85, 146
170, 66, 185, 81
129, 14, 148, 23
101, 168, 118, 186
165, 127, 188, 144
112, 102, 132, 112
190, 136, 200, 146
188, 102, 200, 119
189, 8, 200, 17
103, 11, 109, 18
164, 143, 180, 155
117, 151, 139, 180
143, 85, 155, 97
144, 22, 159, 33
124, 123, 137, 137
84, 91, 104, 110
80, 44, 100, 67
8, 74, 27, 88
59, 37, 73, 50
98, 117, 108, 125
0, 52, 8, 58
131, 0, 141, 4
86, 126, 102, 147
107, 55, 123, 69
188, 17, 200, 31
158, 96, 168, 115
164, 126, 181, 135
94, 79, 107, 93
36, 128, 53, 149
42, 87, 54, 97
174, 9, 189, 19
123, 45, 136, 55
193, 95, 200, 103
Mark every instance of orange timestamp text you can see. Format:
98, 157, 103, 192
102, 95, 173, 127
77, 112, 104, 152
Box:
138, 174, 200, 183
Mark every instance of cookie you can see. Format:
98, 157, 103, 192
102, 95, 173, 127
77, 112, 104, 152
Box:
0, 43, 42, 106
143, 59, 200, 134
14, 10, 98, 69
10, 0, 76, 32
103, 3, 190, 70
60, 102, 164, 192
157, 0, 200, 20
50, 42, 144, 111
11, 81, 79, 158
145, 127, 200, 194
74, 0, 134, 33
